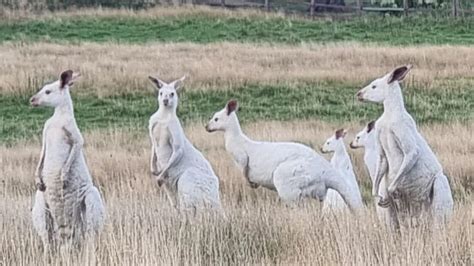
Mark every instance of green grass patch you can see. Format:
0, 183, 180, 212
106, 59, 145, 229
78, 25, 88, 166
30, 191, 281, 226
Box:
0, 84, 472, 144
0, 15, 473, 45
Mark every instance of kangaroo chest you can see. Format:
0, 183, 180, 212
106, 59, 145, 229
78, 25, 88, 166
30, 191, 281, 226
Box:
152, 122, 173, 167
363, 149, 378, 182
42, 123, 73, 178
331, 154, 351, 175
377, 125, 403, 178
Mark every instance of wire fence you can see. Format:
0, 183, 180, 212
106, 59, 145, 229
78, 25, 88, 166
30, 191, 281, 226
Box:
0, 0, 472, 16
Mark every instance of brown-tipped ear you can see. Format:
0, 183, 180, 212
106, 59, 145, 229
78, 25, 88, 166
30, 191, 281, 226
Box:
226, 99, 239, 115
148, 76, 164, 89
172, 76, 186, 92
60, 70, 73, 89
367, 120, 376, 133
388, 65, 413, 84
335, 128, 346, 139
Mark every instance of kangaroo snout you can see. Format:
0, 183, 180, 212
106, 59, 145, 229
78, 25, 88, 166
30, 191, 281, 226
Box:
162, 99, 169, 106
30, 97, 39, 107
349, 141, 358, 149
356, 91, 364, 102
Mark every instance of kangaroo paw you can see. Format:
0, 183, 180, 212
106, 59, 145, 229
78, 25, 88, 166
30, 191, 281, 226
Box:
378, 197, 391, 208
36, 182, 46, 192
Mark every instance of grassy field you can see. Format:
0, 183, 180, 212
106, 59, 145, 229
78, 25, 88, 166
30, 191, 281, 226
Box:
0, 9, 473, 45
1, 122, 472, 264
1, 83, 472, 144
0, 7, 472, 265
2, 42, 473, 95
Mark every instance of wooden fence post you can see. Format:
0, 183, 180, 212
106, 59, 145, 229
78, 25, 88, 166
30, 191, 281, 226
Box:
265, 0, 270, 11
452, 0, 459, 17
403, 0, 409, 16
356, 0, 362, 14
310, 0, 315, 17
221, 0, 225, 7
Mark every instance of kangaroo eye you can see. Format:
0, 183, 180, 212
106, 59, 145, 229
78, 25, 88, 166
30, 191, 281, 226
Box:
159, 92, 163, 96
214, 118, 218, 122
372, 85, 376, 89
357, 136, 360, 140
45, 90, 51, 95
170, 93, 174, 97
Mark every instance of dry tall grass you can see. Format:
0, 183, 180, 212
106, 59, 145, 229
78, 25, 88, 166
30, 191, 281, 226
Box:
0, 5, 284, 21
1, 42, 473, 95
1, 120, 472, 265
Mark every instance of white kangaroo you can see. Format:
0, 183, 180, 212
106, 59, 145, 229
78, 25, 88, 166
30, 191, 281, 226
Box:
205, 100, 363, 210
148, 75, 221, 211
356, 65, 453, 227
350, 121, 392, 226
30, 70, 105, 254
320, 129, 362, 212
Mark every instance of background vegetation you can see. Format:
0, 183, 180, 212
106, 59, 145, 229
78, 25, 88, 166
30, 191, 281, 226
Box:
1, 84, 472, 143
1, 14, 473, 44
1, 0, 472, 10
0, 6, 472, 265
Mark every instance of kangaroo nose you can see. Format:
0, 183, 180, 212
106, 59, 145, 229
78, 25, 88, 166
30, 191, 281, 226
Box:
349, 141, 356, 149
356, 91, 364, 101
163, 99, 169, 106
205, 124, 214, 133
30, 97, 38, 106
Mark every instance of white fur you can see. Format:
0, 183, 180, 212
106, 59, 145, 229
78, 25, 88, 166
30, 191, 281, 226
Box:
356, 65, 453, 227
320, 130, 362, 212
206, 100, 364, 210
350, 122, 392, 226
148, 76, 221, 211
30, 70, 105, 253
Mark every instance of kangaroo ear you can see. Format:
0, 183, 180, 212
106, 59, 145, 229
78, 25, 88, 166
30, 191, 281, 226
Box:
148, 76, 166, 89
68, 72, 81, 88
388, 65, 413, 84
367, 120, 376, 133
171, 76, 186, 92
226, 99, 239, 116
335, 128, 346, 139
59, 70, 74, 89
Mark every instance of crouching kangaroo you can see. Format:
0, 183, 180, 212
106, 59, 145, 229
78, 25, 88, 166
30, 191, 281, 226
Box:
206, 100, 363, 211
30, 70, 105, 254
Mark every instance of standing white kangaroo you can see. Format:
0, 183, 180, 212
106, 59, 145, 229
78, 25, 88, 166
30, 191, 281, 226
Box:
350, 121, 392, 226
148, 75, 221, 211
320, 129, 362, 212
356, 65, 453, 227
30, 70, 105, 254
205, 100, 363, 210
